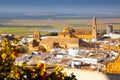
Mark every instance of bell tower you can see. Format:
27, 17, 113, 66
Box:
33, 29, 41, 41
92, 17, 97, 41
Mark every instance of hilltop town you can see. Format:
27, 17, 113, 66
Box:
0, 17, 120, 76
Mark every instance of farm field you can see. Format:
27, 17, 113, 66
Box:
0, 18, 120, 36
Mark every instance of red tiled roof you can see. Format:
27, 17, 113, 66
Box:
40, 37, 80, 47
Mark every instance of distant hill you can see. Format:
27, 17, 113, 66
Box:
0, 13, 120, 20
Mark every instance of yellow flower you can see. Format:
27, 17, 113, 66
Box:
41, 64, 47, 76
55, 65, 62, 72
63, 72, 67, 77
41, 71, 44, 76
11, 54, 16, 59
55, 71, 58, 75
42, 64, 46, 71
37, 61, 41, 68
1, 53, 6, 59
62, 77, 64, 80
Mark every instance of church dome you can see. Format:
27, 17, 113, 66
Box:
63, 27, 75, 33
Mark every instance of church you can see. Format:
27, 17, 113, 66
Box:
29, 17, 98, 52
58, 17, 97, 41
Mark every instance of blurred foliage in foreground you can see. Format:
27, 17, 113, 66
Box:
0, 38, 77, 80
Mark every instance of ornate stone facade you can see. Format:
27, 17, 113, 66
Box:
58, 17, 97, 41
29, 17, 98, 52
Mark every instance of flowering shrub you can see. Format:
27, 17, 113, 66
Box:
47, 65, 77, 80
0, 38, 77, 80
0, 38, 16, 79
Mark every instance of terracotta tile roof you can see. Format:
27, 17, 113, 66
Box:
40, 37, 80, 48
59, 58, 72, 64
59, 27, 92, 35
74, 29, 92, 35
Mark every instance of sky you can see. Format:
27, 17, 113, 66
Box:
0, 0, 120, 14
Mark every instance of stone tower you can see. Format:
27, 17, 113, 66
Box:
92, 17, 97, 41
33, 30, 41, 41
106, 24, 113, 34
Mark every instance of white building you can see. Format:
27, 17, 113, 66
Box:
103, 33, 120, 39
50, 48, 67, 54
68, 47, 80, 56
